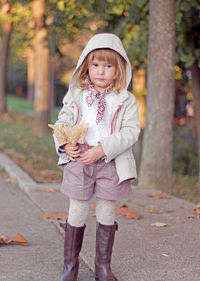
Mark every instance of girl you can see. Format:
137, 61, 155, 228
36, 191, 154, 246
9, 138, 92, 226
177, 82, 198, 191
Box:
54, 33, 140, 281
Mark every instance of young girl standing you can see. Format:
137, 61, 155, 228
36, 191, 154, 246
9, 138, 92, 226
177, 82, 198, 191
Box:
54, 33, 140, 281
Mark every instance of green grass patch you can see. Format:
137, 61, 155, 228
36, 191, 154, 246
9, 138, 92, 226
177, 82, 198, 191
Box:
7, 95, 34, 117
7, 94, 60, 123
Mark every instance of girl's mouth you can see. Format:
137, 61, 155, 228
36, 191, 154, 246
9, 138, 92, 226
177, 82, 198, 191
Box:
96, 78, 105, 81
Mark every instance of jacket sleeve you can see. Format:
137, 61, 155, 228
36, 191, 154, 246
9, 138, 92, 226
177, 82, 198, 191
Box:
100, 95, 140, 163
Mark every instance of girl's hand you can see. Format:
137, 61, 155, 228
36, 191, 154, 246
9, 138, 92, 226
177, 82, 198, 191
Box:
80, 146, 105, 165
63, 144, 80, 161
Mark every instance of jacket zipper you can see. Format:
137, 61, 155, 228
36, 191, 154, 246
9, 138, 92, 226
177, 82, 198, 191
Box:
111, 105, 123, 134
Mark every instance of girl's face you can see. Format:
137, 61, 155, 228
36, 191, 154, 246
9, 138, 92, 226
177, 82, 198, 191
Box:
88, 58, 116, 92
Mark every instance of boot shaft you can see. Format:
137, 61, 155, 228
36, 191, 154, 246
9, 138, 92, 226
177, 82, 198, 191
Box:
95, 221, 118, 281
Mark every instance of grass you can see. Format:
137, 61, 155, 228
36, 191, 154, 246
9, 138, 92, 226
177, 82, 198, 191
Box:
0, 95, 199, 204
0, 95, 62, 183
7, 94, 60, 123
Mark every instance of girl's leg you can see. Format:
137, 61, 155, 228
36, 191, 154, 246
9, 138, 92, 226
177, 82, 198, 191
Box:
60, 199, 90, 281
95, 198, 116, 225
68, 198, 90, 227
95, 198, 118, 281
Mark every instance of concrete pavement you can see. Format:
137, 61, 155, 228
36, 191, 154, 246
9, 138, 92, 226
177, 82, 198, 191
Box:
0, 151, 200, 281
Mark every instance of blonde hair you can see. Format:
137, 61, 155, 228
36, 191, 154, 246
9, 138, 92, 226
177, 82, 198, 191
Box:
76, 48, 126, 93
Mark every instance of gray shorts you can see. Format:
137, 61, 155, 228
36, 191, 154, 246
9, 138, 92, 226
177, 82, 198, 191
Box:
61, 158, 132, 201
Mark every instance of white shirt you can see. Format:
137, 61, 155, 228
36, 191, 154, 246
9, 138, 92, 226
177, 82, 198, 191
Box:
80, 89, 114, 146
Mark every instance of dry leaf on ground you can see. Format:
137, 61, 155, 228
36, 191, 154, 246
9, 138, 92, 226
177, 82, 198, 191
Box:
188, 215, 196, 219
11, 233, 28, 246
0, 233, 28, 246
5, 177, 17, 185
147, 193, 172, 200
0, 235, 9, 244
115, 205, 140, 220
42, 212, 68, 220
193, 204, 200, 215
145, 207, 161, 214
151, 221, 168, 227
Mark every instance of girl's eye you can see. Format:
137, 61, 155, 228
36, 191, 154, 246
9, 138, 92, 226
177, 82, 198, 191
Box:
106, 65, 111, 68
92, 63, 98, 67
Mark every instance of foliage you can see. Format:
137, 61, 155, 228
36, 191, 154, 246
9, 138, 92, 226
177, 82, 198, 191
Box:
117, 0, 149, 69
173, 122, 198, 176
175, 0, 200, 68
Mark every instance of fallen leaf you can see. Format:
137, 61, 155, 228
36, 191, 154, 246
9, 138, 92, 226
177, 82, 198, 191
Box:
115, 205, 140, 220
123, 209, 140, 219
188, 215, 195, 219
151, 221, 168, 227
0, 233, 27, 246
161, 253, 169, 257
145, 207, 160, 214
5, 177, 17, 185
193, 205, 200, 215
11, 233, 28, 246
147, 193, 172, 200
42, 212, 68, 220
115, 205, 128, 214
0, 235, 9, 244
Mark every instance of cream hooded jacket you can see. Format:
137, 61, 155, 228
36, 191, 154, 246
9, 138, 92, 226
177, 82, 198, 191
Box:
54, 33, 140, 183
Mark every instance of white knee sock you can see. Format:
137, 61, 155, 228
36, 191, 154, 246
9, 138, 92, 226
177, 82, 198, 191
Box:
96, 198, 116, 225
68, 198, 90, 227
68, 198, 116, 227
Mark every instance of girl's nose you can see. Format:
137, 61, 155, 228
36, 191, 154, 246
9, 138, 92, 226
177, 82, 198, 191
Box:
98, 66, 104, 74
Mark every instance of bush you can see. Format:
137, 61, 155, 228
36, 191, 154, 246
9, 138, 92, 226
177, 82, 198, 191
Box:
173, 121, 198, 176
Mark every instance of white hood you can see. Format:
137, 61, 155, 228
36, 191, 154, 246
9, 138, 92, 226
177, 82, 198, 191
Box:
69, 33, 132, 92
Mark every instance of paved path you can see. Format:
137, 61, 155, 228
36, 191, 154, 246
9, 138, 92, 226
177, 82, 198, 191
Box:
1, 151, 200, 281
0, 173, 94, 281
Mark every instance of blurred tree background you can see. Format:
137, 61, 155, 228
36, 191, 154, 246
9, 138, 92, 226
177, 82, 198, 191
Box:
0, 0, 199, 202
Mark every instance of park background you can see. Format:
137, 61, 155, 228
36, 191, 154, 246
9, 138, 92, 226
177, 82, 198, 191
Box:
0, 0, 200, 203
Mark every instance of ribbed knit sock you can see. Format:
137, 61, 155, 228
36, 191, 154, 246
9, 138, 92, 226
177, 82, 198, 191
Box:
68, 198, 116, 227
68, 198, 90, 227
96, 198, 116, 225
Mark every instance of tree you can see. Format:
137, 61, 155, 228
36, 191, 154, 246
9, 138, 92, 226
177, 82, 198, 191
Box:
32, 0, 50, 134
0, 0, 12, 116
138, 0, 175, 192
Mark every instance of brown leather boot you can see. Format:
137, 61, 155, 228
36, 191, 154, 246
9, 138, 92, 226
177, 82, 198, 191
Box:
60, 221, 85, 281
95, 221, 118, 281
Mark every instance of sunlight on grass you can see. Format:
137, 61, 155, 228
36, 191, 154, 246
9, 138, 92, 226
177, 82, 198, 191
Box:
6, 94, 60, 122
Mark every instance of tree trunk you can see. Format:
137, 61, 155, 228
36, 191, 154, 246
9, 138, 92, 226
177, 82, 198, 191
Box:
27, 46, 35, 102
32, 0, 50, 134
191, 61, 200, 186
138, 0, 175, 193
0, 0, 12, 117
